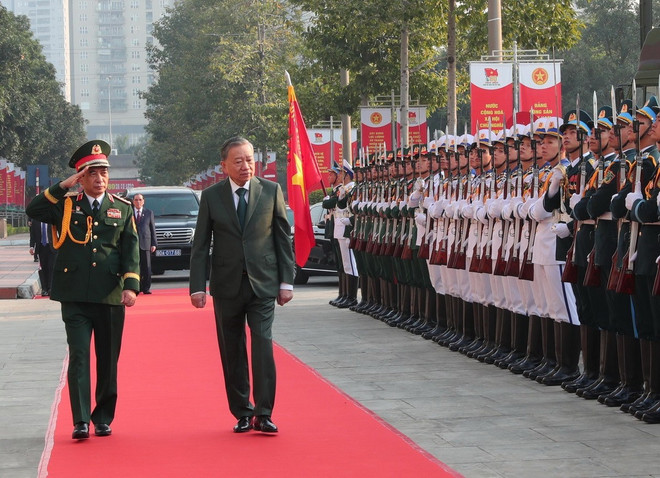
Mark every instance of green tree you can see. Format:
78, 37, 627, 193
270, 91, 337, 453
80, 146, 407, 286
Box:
139, 0, 306, 185
560, 0, 639, 114
0, 7, 86, 178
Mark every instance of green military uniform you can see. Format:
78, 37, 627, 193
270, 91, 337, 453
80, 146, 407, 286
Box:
25, 141, 140, 431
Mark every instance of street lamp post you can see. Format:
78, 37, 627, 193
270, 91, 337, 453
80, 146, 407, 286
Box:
107, 76, 113, 151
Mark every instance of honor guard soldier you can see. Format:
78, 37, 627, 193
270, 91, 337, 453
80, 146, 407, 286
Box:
335, 160, 359, 308
324, 164, 345, 306
26, 140, 140, 440
612, 96, 660, 421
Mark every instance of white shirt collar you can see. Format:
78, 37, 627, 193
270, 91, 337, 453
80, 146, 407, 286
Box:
229, 178, 250, 195
85, 192, 105, 208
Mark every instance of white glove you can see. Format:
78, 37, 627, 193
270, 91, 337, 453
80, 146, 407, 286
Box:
423, 196, 434, 210
551, 222, 571, 238
487, 198, 503, 219
391, 200, 398, 209
444, 202, 455, 218
475, 206, 488, 224
414, 178, 425, 191
519, 198, 535, 219
408, 190, 423, 208
657, 193, 660, 209
625, 191, 643, 211
323, 195, 330, 201
338, 217, 352, 226
501, 202, 513, 219
461, 203, 475, 219
430, 199, 446, 218
548, 169, 563, 196
509, 197, 524, 219
611, 193, 618, 203
352, 199, 360, 209
338, 186, 346, 200
529, 198, 553, 221
569, 193, 581, 211
415, 212, 426, 226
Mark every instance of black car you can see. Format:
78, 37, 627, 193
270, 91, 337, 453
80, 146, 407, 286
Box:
122, 186, 200, 275
286, 202, 337, 284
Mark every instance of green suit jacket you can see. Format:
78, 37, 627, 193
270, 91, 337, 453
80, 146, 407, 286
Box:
189, 177, 294, 299
25, 183, 140, 304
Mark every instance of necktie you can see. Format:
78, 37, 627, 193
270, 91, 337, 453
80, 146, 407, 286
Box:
236, 188, 247, 230
41, 222, 48, 246
137, 210, 142, 222
92, 199, 99, 216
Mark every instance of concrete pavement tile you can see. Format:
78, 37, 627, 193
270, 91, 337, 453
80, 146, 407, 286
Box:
485, 457, 618, 478
432, 445, 497, 465
441, 462, 505, 478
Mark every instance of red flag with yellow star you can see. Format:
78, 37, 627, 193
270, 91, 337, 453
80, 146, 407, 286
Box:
286, 73, 323, 267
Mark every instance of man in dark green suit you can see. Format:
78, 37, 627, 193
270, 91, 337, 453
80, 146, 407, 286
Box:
189, 136, 294, 434
26, 140, 140, 440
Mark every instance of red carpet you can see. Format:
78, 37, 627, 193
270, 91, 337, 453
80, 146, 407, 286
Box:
39, 288, 459, 477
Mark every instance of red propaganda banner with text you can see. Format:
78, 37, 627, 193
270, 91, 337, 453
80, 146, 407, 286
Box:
255, 151, 277, 182
470, 62, 513, 134
307, 128, 358, 183
5, 164, 14, 205
519, 62, 562, 120
13, 170, 22, 207
361, 107, 392, 152
0, 162, 7, 205
397, 107, 428, 146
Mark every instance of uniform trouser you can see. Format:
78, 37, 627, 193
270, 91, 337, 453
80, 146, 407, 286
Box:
138, 248, 152, 292
213, 276, 276, 419
530, 264, 579, 324
571, 266, 601, 328
634, 274, 660, 340
38, 246, 55, 292
61, 302, 125, 425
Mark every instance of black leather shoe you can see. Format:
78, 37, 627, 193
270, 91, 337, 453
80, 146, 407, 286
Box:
253, 416, 278, 433
143, 290, 152, 295
233, 416, 253, 433
72, 422, 89, 440
94, 423, 112, 436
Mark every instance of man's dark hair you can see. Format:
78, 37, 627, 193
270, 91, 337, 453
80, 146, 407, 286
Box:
220, 136, 252, 161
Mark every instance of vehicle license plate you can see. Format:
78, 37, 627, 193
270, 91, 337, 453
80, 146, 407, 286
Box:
156, 249, 182, 257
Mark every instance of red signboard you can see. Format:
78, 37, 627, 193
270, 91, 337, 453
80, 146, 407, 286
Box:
361, 107, 393, 152
470, 62, 513, 134
519, 62, 562, 120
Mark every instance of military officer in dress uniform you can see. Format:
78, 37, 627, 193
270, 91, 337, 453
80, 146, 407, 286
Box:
26, 140, 140, 440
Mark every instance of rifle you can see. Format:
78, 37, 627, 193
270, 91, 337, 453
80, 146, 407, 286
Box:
469, 139, 486, 273
393, 156, 407, 258
508, 113, 535, 278
417, 149, 434, 260
517, 134, 537, 282
494, 131, 516, 276
616, 79, 641, 294
401, 155, 417, 260
561, 95, 584, 284
583, 92, 604, 287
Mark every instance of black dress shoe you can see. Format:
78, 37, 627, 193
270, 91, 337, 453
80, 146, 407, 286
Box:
72, 422, 89, 440
94, 423, 112, 436
253, 416, 278, 433
143, 290, 152, 295
233, 416, 253, 433
41, 290, 49, 297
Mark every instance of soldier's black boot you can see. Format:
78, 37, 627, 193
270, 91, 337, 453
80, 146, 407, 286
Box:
563, 324, 600, 393
536, 320, 563, 383
541, 322, 581, 386
472, 305, 496, 359
462, 303, 484, 355
524, 316, 556, 380
338, 275, 359, 308
438, 296, 462, 346
330, 271, 346, 306
601, 334, 643, 406
434, 295, 456, 343
423, 294, 446, 339
350, 275, 368, 312
414, 289, 436, 335
640, 340, 660, 423
623, 338, 653, 413
497, 313, 528, 368
448, 300, 474, 351
484, 308, 512, 364
510, 315, 543, 374
578, 330, 619, 399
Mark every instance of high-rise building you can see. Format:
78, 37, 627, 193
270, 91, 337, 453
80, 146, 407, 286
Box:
70, 0, 176, 149
5, 0, 71, 101
7, 0, 176, 150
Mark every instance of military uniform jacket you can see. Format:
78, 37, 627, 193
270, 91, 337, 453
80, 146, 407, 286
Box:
611, 146, 660, 274
25, 182, 140, 304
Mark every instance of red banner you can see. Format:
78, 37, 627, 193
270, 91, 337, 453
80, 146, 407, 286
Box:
519, 62, 562, 120
0, 161, 7, 205
307, 128, 357, 183
470, 62, 513, 134
396, 107, 428, 146
361, 107, 392, 152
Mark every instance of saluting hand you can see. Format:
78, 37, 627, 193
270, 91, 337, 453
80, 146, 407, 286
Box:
60, 166, 88, 190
